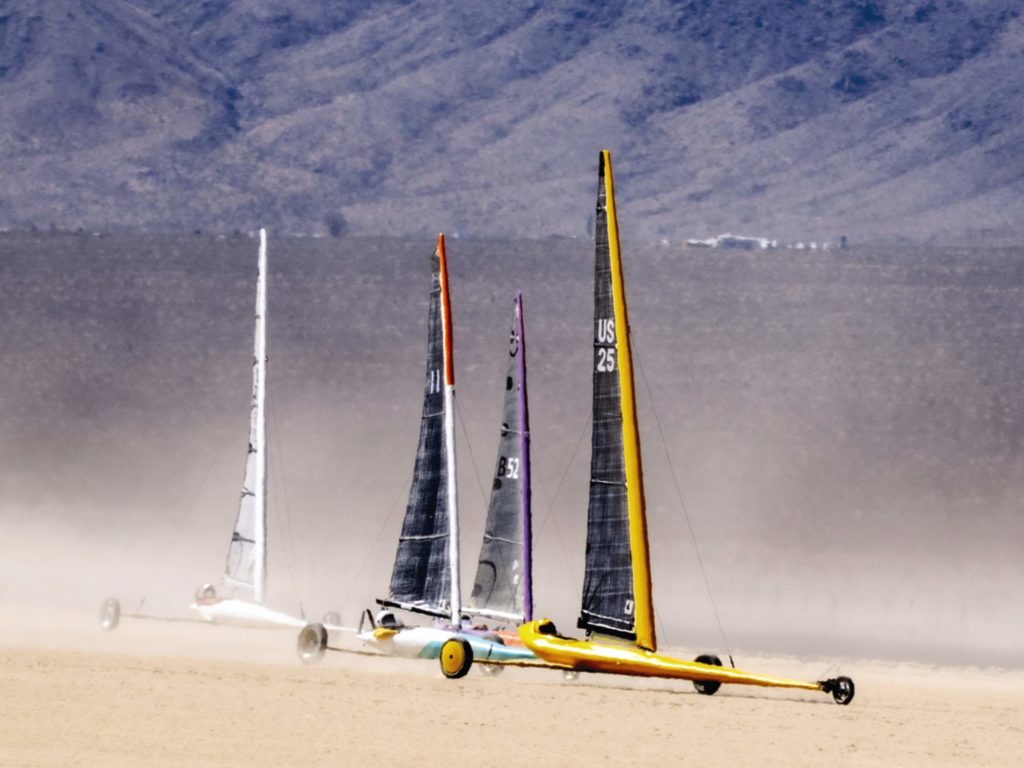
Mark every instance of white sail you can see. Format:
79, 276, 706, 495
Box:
225, 228, 268, 605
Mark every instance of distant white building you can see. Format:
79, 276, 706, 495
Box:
686, 233, 779, 250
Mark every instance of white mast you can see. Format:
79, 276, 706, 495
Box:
444, 357, 460, 622
437, 236, 461, 623
253, 227, 268, 605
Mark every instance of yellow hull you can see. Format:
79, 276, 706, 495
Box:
519, 620, 822, 692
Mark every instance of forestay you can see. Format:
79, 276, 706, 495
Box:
225, 228, 268, 604
468, 293, 532, 624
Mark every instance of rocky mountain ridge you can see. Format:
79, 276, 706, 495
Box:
0, 0, 1020, 242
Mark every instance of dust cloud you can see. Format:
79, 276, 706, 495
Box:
1, 232, 1021, 666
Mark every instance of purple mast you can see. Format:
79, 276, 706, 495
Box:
516, 292, 533, 622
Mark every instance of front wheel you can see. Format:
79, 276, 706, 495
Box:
439, 637, 473, 679
693, 653, 723, 696
99, 597, 121, 632
297, 623, 327, 665
829, 676, 855, 705
563, 669, 579, 682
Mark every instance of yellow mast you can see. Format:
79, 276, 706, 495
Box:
601, 150, 656, 652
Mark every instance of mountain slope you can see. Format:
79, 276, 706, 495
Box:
0, 0, 1020, 241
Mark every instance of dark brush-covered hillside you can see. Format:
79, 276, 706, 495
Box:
0, 0, 1021, 242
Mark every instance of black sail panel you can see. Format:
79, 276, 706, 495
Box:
578, 153, 636, 640
384, 247, 451, 616
469, 296, 529, 621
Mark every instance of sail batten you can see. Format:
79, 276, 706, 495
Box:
578, 152, 656, 651
384, 235, 458, 619
224, 228, 268, 605
468, 293, 532, 624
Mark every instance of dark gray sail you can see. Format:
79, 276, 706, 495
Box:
468, 293, 531, 623
578, 153, 636, 640
381, 246, 452, 618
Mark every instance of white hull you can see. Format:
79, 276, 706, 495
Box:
190, 599, 305, 629
354, 625, 537, 665
356, 626, 455, 658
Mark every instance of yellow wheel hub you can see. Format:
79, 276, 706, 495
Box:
441, 639, 466, 677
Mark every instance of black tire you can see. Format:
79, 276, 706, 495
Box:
439, 637, 474, 679
693, 653, 723, 696
831, 676, 855, 705
322, 610, 341, 627
99, 597, 121, 632
297, 623, 328, 665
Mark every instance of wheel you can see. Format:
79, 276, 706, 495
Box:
99, 597, 121, 632
194, 584, 217, 602
563, 669, 579, 682
439, 637, 473, 679
693, 653, 723, 695
322, 610, 341, 627
297, 623, 327, 665
831, 676, 855, 705
478, 663, 504, 677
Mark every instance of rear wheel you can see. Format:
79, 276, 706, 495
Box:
99, 597, 121, 631
439, 637, 473, 679
322, 610, 341, 627
478, 663, 504, 677
297, 623, 327, 665
693, 653, 723, 696
194, 584, 217, 601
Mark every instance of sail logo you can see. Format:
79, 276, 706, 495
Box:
597, 318, 615, 343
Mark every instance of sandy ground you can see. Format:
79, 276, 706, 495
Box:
1, 614, 1022, 768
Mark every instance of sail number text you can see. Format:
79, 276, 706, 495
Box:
596, 318, 616, 372
497, 456, 520, 479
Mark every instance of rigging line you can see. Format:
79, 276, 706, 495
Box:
537, 414, 590, 537
338, 485, 406, 608
653, 601, 671, 655
267, 420, 298, 600
138, 430, 229, 611
535, 414, 590, 600
549, 493, 580, 601
267, 395, 302, 597
454, 398, 489, 511
632, 333, 735, 666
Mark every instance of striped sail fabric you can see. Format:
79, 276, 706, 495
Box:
225, 442, 259, 592
468, 293, 532, 623
578, 153, 637, 640
384, 246, 452, 616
